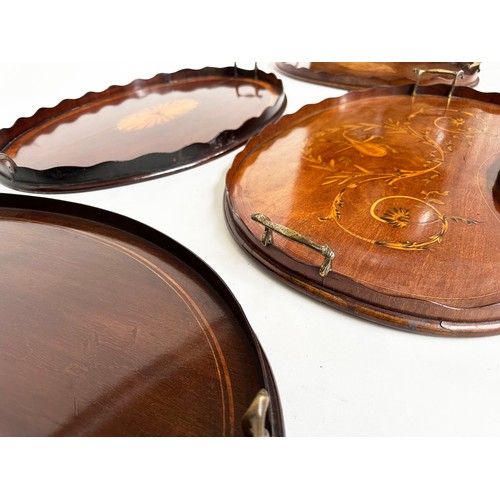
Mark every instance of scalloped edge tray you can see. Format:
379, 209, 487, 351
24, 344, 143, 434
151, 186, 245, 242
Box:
275, 62, 480, 90
0, 65, 287, 193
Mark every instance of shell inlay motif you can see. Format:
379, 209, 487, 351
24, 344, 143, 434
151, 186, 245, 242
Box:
117, 99, 199, 131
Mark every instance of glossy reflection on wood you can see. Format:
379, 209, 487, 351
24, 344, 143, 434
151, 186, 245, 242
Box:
0, 195, 283, 436
0, 66, 286, 192
276, 62, 480, 90
224, 84, 500, 336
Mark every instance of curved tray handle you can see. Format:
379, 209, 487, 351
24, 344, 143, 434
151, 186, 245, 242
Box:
251, 213, 335, 278
0, 153, 17, 180
412, 66, 473, 97
242, 389, 270, 437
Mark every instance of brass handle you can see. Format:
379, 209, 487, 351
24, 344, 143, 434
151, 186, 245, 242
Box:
0, 153, 16, 179
412, 67, 464, 98
242, 389, 270, 437
462, 62, 481, 74
251, 213, 335, 277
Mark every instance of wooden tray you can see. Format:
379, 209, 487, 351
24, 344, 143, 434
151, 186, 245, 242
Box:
0, 194, 284, 436
0, 65, 286, 193
276, 62, 480, 90
224, 82, 500, 337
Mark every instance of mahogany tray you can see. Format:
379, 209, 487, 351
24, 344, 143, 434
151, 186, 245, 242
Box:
0, 65, 286, 193
276, 62, 480, 90
0, 194, 284, 436
224, 81, 500, 337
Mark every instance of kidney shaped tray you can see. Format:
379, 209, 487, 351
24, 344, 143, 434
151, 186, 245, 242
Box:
0, 65, 286, 193
0, 194, 283, 436
224, 83, 500, 337
276, 62, 480, 90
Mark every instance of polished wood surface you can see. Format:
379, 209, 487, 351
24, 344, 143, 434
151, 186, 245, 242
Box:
0, 66, 286, 192
224, 84, 500, 336
276, 62, 480, 90
0, 194, 283, 436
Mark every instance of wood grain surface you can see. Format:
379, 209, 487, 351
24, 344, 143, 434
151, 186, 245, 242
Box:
0, 194, 283, 436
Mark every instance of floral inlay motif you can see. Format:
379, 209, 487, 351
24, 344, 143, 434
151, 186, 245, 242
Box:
304, 106, 484, 250
381, 208, 411, 228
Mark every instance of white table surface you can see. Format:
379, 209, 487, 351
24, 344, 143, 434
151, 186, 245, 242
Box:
1, 62, 500, 440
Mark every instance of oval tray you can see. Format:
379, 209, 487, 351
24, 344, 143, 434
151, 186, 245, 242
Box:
276, 62, 480, 90
0, 193, 283, 436
224, 83, 500, 337
0, 65, 286, 193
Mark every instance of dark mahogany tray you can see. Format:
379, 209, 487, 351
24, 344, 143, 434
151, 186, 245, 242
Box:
0, 193, 283, 436
0, 65, 286, 193
276, 62, 480, 90
224, 82, 500, 337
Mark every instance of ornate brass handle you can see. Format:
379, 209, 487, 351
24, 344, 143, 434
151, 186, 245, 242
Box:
412, 67, 465, 98
242, 388, 270, 437
251, 213, 335, 277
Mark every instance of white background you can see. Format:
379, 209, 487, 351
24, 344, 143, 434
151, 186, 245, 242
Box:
1, 59, 500, 498
2, 61, 500, 438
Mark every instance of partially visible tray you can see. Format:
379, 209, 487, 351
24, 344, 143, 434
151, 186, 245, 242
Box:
0, 194, 283, 436
276, 62, 480, 90
0, 65, 286, 193
224, 82, 500, 337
